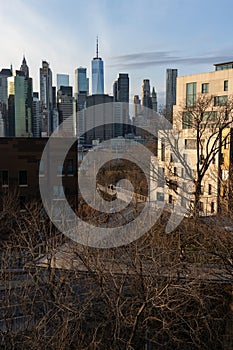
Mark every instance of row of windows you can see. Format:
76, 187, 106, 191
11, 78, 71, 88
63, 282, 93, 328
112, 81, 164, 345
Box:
186, 81, 229, 108
39, 159, 74, 176
156, 192, 215, 213
201, 80, 228, 93
1, 170, 28, 186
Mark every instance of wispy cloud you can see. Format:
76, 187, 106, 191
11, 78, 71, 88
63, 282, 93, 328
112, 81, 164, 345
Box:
109, 50, 233, 70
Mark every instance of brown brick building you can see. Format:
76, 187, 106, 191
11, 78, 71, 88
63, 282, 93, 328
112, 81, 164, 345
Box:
0, 138, 78, 212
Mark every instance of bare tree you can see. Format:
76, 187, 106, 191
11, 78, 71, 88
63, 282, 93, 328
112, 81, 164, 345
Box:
155, 94, 233, 219
0, 199, 232, 349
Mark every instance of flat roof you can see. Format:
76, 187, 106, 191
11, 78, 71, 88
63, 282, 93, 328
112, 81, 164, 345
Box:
214, 61, 233, 66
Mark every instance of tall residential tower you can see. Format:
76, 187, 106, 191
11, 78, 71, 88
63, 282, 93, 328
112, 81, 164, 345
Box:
166, 68, 178, 123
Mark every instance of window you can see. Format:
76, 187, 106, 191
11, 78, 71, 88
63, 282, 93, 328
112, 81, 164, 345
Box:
208, 184, 212, 195
211, 202, 215, 213
186, 82, 196, 107
39, 160, 44, 176
19, 196, 26, 211
174, 167, 177, 176
157, 192, 164, 202
202, 83, 209, 93
200, 185, 204, 195
185, 139, 197, 149
224, 137, 229, 149
53, 185, 65, 199
169, 180, 178, 191
220, 153, 224, 165
67, 159, 74, 175
169, 194, 173, 204
158, 167, 164, 187
19, 171, 27, 186
214, 95, 227, 106
201, 111, 217, 122
182, 112, 193, 129
161, 138, 165, 161
199, 201, 204, 212
2, 170, 9, 186
224, 80, 228, 91
57, 164, 65, 176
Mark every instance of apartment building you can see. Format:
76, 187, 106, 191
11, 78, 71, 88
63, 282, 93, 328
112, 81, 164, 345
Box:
150, 62, 233, 216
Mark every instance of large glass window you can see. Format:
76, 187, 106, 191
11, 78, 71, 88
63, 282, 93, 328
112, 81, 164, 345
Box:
186, 82, 196, 107
201, 111, 217, 122
214, 95, 227, 106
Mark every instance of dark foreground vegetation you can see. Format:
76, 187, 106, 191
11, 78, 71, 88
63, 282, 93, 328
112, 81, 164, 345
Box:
0, 195, 232, 350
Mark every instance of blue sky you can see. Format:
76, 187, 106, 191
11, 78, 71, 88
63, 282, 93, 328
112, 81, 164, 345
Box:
1, 0, 233, 104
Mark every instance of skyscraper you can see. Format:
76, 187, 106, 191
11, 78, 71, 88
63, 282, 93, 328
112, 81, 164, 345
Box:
6, 57, 33, 137
151, 87, 157, 112
112, 73, 130, 137
32, 92, 40, 137
75, 67, 88, 95
57, 86, 73, 125
91, 37, 104, 95
57, 74, 69, 90
142, 79, 152, 109
40, 60, 53, 136
113, 73, 129, 103
166, 68, 178, 123
0, 67, 12, 135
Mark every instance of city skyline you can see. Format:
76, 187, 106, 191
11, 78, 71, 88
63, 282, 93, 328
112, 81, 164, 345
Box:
1, 0, 233, 104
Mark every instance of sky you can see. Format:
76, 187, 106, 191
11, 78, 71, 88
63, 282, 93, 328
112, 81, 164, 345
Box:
1, 0, 233, 105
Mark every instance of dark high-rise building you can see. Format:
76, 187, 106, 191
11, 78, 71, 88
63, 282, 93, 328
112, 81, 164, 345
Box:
133, 95, 141, 118
20, 56, 29, 79
57, 86, 73, 124
142, 79, 152, 109
40, 60, 53, 136
91, 37, 104, 95
113, 73, 129, 103
166, 68, 178, 123
85, 94, 113, 144
32, 92, 40, 137
0, 68, 12, 136
151, 87, 157, 112
112, 73, 130, 137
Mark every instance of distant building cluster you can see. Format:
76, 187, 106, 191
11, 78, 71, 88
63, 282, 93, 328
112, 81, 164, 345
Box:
0, 39, 161, 144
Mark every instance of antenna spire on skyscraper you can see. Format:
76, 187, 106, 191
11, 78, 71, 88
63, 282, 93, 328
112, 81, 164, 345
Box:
96, 36, 99, 58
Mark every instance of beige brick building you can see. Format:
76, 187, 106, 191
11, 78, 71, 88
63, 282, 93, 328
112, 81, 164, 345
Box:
150, 62, 233, 216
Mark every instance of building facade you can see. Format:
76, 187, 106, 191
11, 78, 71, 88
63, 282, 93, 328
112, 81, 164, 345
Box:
151, 62, 233, 217
0, 138, 78, 213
